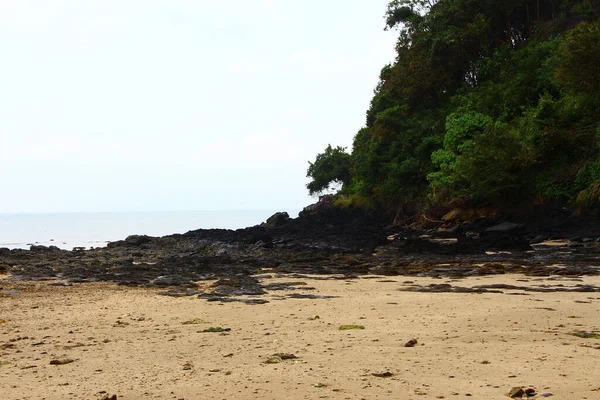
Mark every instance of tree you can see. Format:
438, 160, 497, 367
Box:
306, 145, 351, 195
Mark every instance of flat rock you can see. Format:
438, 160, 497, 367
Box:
485, 222, 522, 232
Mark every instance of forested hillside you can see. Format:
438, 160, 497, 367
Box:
307, 0, 600, 216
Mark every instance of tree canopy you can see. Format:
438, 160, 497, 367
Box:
307, 0, 600, 212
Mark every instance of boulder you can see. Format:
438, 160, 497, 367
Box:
29, 245, 61, 253
264, 212, 290, 228
124, 235, 153, 246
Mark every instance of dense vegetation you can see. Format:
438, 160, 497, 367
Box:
307, 0, 600, 215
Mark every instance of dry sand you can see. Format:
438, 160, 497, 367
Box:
1, 272, 600, 400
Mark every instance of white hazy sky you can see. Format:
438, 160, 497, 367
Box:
0, 0, 397, 213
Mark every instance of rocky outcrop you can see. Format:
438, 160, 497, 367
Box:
1, 206, 600, 291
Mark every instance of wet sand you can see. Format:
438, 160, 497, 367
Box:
1, 273, 600, 399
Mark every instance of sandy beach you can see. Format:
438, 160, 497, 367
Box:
1, 272, 600, 400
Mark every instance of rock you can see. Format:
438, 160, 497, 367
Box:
272, 353, 297, 360
29, 245, 61, 253
485, 222, 522, 232
539, 393, 553, 397
287, 293, 339, 299
201, 327, 231, 333
524, 388, 536, 396
404, 338, 418, 347
99, 395, 117, 400
211, 275, 265, 296
202, 297, 269, 305
371, 371, 393, 377
263, 212, 290, 228
264, 356, 283, 364
49, 358, 75, 365
299, 194, 334, 217
508, 387, 525, 398
151, 275, 197, 287
124, 235, 153, 246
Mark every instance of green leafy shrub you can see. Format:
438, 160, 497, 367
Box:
306, 145, 351, 195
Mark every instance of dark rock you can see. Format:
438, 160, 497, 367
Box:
107, 235, 153, 248
263, 212, 290, 228
49, 358, 75, 365
125, 235, 153, 246
29, 245, 61, 253
272, 353, 297, 360
201, 327, 231, 333
286, 293, 339, 299
372, 371, 393, 377
401, 284, 504, 294
201, 296, 269, 305
299, 194, 334, 217
404, 338, 418, 347
151, 275, 197, 287
211, 275, 265, 296
524, 388, 536, 396
2, 204, 600, 297
261, 281, 311, 290
485, 222, 523, 232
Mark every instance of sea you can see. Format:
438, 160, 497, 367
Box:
0, 209, 300, 250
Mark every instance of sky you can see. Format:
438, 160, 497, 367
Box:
0, 0, 398, 213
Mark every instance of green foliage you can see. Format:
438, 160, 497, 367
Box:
307, 1, 600, 211
555, 20, 600, 94
428, 112, 493, 199
306, 145, 351, 196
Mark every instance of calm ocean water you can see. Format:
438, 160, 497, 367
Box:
0, 210, 300, 250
